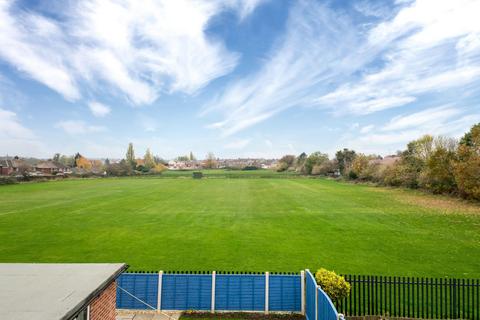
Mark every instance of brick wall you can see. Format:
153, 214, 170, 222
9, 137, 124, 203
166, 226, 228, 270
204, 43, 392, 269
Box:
89, 280, 117, 320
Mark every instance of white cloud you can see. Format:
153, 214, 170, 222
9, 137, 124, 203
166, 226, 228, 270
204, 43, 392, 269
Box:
225, 0, 268, 20
360, 125, 374, 134
0, 108, 35, 140
316, 0, 480, 114
224, 138, 251, 149
203, 1, 364, 136
137, 115, 158, 132
381, 105, 462, 132
0, 1, 79, 100
344, 105, 480, 155
88, 101, 111, 117
55, 120, 107, 135
204, 0, 480, 136
0, 108, 44, 155
0, 0, 265, 105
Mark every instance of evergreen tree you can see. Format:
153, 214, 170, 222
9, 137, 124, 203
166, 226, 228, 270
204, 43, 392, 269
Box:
126, 143, 135, 169
189, 151, 196, 161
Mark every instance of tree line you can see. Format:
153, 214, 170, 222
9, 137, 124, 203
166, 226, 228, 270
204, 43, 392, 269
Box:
276, 123, 480, 201
51, 143, 219, 177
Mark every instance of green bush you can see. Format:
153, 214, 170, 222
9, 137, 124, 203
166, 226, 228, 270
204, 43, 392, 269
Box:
315, 268, 351, 302
347, 170, 358, 180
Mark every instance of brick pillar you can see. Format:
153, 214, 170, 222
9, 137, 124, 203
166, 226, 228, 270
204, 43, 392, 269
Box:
89, 280, 117, 320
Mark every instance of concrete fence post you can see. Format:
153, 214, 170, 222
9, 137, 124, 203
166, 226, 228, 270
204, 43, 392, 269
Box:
265, 272, 269, 314
301, 270, 305, 315
157, 271, 163, 311
211, 271, 216, 313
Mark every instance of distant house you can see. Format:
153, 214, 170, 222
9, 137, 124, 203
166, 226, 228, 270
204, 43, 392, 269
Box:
0, 157, 32, 176
0, 159, 13, 175
35, 160, 68, 175
167, 160, 201, 170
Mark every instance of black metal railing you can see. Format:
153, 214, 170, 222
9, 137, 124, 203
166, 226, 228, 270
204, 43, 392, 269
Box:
335, 275, 480, 319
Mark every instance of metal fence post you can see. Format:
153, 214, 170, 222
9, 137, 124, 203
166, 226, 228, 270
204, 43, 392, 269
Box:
157, 271, 163, 311
265, 272, 269, 314
211, 271, 216, 313
301, 270, 305, 315
452, 278, 457, 319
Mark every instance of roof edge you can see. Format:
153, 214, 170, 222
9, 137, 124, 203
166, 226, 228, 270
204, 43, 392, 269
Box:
62, 263, 128, 320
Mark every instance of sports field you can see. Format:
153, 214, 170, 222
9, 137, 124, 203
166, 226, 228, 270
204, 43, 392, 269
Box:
0, 175, 479, 277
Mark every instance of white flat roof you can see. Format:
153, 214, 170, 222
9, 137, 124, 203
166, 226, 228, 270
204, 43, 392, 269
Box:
0, 263, 126, 320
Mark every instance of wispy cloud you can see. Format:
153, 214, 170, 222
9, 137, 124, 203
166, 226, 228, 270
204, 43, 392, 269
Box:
381, 105, 462, 132
137, 114, 158, 132
0, 1, 79, 100
360, 125, 375, 134
204, 0, 480, 136
88, 101, 111, 117
344, 105, 480, 155
224, 138, 251, 149
0, 108, 43, 155
316, 0, 480, 114
0, 108, 36, 140
55, 120, 107, 135
203, 1, 363, 136
226, 0, 268, 20
0, 0, 265, 106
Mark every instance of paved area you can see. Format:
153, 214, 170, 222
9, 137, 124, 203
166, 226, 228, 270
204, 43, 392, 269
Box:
116, 310, 182, 320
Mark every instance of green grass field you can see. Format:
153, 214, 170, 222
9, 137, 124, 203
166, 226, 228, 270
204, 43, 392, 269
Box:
0, 175, 479, 277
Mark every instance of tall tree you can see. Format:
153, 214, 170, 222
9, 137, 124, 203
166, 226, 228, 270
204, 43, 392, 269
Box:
189, 151, 196, 161
335, 149, 356, 174
454, 124, 480, 199
420, 138, 457, 194
59, 155, 75, 167
296, 152, 307, 173
305, 152, 329, 175
203, 152, 217, 169
144, 148, 155, 169
53, 153, 60, 162
126, 143, 135, 169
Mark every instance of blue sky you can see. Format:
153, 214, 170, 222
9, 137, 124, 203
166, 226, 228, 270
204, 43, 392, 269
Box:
1, 0, 479, 159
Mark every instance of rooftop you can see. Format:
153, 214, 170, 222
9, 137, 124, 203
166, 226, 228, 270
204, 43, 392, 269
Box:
0, 263, 126, 320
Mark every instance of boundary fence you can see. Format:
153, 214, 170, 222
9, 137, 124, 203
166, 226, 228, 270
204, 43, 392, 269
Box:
335, 275, 480, 320
117, 271, 303, 313
116, 271, 480, 320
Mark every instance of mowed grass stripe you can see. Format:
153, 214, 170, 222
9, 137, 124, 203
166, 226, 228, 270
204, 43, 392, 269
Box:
0, 178, 478, 277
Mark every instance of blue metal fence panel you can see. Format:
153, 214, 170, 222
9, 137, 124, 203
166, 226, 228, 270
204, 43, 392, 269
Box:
215, 275, 265, 311
306, 271, 316, 320
269, 275, 302, 311
161, 274, 212, 310
116, 273, 158, 310
317, 286, 338, 320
